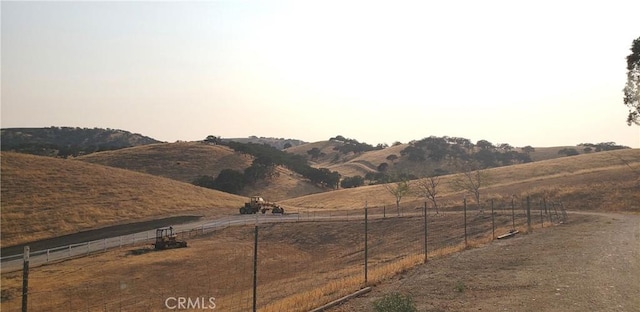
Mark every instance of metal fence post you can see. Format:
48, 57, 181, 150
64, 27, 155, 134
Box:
364, 204, 368, 285
540, 201, 544, 228
253, 225, 258, 312
527, 196, 532, 232
491, 199, 495, 240
22, 246, 30, 312
511, 196, 516, 229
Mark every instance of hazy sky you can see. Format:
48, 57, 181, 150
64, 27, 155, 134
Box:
2, 1, 639, 148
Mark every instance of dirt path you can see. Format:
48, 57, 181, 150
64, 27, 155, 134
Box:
331, 212, 640, 312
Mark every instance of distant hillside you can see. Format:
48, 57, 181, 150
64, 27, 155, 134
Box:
79, 142, 251, 184
0, 127, 161, 157
280, 149, 640, 213
0, 152, 246, 248
286, 137, 629, 181
222, 136, 307, 150
78, 142, 325, 201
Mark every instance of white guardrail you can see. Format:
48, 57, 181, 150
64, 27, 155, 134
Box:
0, 209, 416, 272
0, 221, 230, 272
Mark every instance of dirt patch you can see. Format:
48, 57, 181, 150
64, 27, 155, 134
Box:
330, 212, 640, 312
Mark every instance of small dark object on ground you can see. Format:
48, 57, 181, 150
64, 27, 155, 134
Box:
128, 248, 153, 256
497, 229, 519, 239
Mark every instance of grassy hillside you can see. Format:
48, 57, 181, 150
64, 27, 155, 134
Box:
78, 142, 251, 183
3, 147, 637, 248
78, 142, 324, 200
0, 127, 160, 157
280, 149, 640, 213
0, 152, 246, 248
287, 140, 612, 179
224, 136, 307, 150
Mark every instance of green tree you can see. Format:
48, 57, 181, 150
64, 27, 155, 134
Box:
476, 139, 494, 150
307, 147, 323, 160
378, 162, 389, 172
521, 145, 535, 154
340, 175, 365, 188
192, 175, 216, 189
386, 154, 399, 163
624, 36, 640, 125
213, 169, 245, 194
558, 148, 579, 156
399, 145, 426, 161
204, 135, 220, 144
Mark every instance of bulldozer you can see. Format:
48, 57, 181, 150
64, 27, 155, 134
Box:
153, 226, 187, 250
239, 196, 285, 214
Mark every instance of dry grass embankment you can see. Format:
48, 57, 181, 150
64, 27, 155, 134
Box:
0, 152, 246, 248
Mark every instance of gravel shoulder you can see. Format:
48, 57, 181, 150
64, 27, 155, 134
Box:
331, 212, 640, 312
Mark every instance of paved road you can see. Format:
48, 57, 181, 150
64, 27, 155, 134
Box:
0, 211, 384, 272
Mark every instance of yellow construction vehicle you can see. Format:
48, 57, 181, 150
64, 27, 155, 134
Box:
239, 196, 285, 214
153, 226, 187, 250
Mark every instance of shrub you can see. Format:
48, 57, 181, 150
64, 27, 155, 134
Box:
372, 292, 417, 312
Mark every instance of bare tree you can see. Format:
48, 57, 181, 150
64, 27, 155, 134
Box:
450, 160, 490, 213
384, 179, 411, 216
416, 176, 441, 214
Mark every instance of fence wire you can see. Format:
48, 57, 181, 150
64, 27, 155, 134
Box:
0, 196, 566, 312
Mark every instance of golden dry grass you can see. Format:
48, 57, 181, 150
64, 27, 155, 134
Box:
78, 142, 252, 183
2, 144, 637, 311
0, 152, 246, 247
281, 149, 640, 213
78, 142, 324, 201
0, 212, 539, 312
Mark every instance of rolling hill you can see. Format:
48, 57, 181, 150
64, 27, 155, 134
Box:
77, 142, 325, 200
223, 136, 307, 150
0, 127, 160, 157
3, 131, 638, 250
78, 142, 251, 183
0, 152, 247, 248
285, 139, 623, 179
279, 148, 640, 213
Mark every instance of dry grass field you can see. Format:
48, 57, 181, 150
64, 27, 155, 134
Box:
2, 149, 638, 248
0, 152, 246, 248
78, 142, 251, 184
1, 210, 532, 311
1, 148, 638, 311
